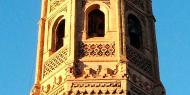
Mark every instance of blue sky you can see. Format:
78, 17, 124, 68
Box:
0, 0, 190, 95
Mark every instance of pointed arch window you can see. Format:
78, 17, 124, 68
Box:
128, 15, 143, 49
88, 9, 105, 37
54, 19, 65, 51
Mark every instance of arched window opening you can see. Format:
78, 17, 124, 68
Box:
55, 19, 65, 51
88, 9, 105, 37
128, 15, 142, 49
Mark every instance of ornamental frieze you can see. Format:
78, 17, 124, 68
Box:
41, 65, 73, 94
69, 89, 125, 95
68, 63, 127, 80
128, 69, 152, 92
82, 65, 125, 79
71, 81, 121, 88
41, 76, 64, 94
70, 81, 125, 94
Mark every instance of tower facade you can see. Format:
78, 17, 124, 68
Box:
31, 0, 165, 95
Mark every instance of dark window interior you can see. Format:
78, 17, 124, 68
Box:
88, 9, 105, 37
127, 91, 131, 95
55, 19, 65, 51
128, 15, 142, 49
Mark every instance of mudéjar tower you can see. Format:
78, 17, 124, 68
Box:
30, 0, 165, 95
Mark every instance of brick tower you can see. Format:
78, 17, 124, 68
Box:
30, 0, 165, 95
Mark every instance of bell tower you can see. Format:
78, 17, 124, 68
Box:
31, 0, 165, 95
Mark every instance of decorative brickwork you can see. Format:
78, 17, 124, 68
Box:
41, 76, 66, 94
70, 81, 125, 94
80, 41, 115, 57
85, 0, 110, 8
129, 84, 149, 95
128, 0, 145, 11
31, 0, 165, 95
49, 0, 66, 12
71, 81, 121, 88
43, 47, 68, 78
126, 45, 153, 76
82, 65, 127, 79
41, 63, 73, 94
128, 69, 152, 92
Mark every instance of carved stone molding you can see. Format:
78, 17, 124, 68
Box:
70, 89, 125, 95
71, 81, 121, 88
69, 81, 125, 94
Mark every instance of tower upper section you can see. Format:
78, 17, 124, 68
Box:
30, 0, 165, 95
